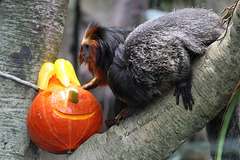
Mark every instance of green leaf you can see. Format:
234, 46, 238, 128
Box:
216, 88, 240, 160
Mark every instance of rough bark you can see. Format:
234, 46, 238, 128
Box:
0, 0, 69, 159
67, 2, 240, 160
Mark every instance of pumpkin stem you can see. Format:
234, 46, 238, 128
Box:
68, 89, 78, 103
66, 149, 74, 154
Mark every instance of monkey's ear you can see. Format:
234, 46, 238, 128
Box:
85, 22, 105, 41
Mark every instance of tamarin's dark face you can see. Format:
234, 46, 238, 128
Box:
79, 26, 100, 65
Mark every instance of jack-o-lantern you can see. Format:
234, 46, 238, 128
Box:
27, 59, 103, 154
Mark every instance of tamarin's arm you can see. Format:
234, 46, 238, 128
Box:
82, 77, 101, 90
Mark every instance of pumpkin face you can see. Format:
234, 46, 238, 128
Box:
27, 63, 103, 154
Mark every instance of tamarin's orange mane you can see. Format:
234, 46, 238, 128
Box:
79, 25, 108, 86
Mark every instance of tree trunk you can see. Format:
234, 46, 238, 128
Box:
0, 0, 69, 159
112, 0, 148, 29
67, 2, 240, 160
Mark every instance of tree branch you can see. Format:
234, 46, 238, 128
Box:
67, 2, 240, 160
0, 0, 69, 159
0, 71, 38, 90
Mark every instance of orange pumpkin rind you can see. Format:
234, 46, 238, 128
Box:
27, 81, 103, 153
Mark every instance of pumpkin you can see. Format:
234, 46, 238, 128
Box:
27, 59, 103, 154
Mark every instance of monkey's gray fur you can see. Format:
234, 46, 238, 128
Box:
108, 8, 225, 110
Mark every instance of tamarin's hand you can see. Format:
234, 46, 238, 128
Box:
79, 9, 225, 126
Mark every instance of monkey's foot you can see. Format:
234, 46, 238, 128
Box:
174, 82, 194, 110
114, 106, 141, 125
105, 119, 116, 128
114, 107, 129, 125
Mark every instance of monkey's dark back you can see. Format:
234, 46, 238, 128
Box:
123, 8, 224, 86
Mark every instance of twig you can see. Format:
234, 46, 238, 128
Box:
0, 70, 39, 90
218, 0, 239, 41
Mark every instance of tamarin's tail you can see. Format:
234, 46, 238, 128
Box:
108, 45, 149, 105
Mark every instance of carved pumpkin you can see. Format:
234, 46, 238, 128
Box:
27, 59, 103, 154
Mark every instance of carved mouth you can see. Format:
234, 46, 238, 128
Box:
53, 109, 95, 120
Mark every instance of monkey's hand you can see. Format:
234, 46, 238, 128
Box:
174, 82, 194, 110
82, 77, 99, 90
